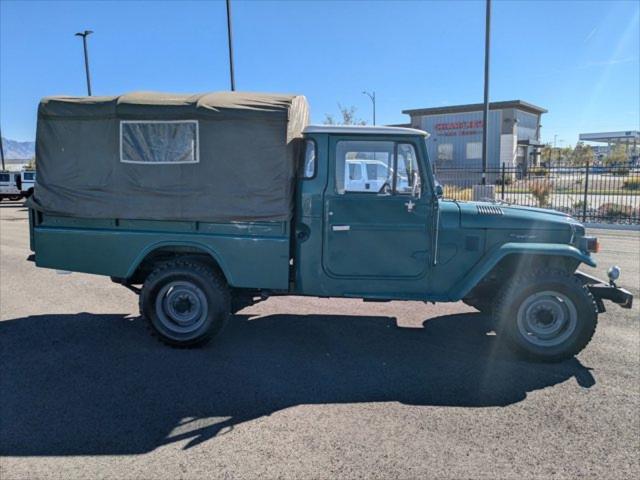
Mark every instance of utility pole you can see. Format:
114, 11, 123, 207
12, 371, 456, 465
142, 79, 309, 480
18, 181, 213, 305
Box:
226, 0, 236, 91
481, 0, 491, 185
0, 126, 5, 171
362, 90, 376, 125
74, 30, 94, 96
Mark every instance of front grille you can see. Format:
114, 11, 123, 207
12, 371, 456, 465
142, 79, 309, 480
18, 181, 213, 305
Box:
477, 205, 504, 216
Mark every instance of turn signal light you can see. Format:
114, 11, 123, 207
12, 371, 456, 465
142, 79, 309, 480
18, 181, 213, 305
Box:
580, 236, 599, 253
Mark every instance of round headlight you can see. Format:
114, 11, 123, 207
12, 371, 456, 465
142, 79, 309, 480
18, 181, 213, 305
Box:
607, 265, 621, 282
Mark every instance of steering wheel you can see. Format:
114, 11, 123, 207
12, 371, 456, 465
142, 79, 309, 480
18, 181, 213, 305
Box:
378, 182, 392, 194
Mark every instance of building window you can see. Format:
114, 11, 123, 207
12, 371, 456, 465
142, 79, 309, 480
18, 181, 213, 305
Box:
120, 120, 199, 164
437, 143, 453, 161
466, 142, 482, 160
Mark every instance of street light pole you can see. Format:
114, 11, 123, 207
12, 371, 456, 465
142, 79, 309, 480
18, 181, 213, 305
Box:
362, 90, 376, 125
74, 30, 93, 96
226, 0, 236, 91
0, 126, 5, 171
481, 0, 491, 185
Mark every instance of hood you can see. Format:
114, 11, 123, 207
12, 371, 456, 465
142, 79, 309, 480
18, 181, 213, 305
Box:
457, 201, 584, 232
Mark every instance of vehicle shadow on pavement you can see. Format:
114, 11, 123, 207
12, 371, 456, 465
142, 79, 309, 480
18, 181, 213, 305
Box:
0, 311, 595, 456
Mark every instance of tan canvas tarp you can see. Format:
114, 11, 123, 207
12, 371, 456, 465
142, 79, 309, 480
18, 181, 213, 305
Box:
29, 91, 309, 221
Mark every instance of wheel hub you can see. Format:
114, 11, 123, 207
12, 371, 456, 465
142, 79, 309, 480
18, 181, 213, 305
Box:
516, 291, 578, 347
155, 281, 208, 333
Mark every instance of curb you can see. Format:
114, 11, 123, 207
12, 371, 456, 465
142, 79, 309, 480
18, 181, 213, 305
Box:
584, 223, 640, 231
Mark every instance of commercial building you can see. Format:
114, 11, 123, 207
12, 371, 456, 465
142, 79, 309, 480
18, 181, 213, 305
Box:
401, 100, 547, 174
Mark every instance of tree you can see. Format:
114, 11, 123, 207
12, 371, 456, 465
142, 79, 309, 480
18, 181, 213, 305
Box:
605, 143, 628, 165
541, 144, 553, 165
570, 142, 594, 166
323, 103, 367, 126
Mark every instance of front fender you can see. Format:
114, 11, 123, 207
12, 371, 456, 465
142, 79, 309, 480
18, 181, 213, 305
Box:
450, 242, 596, 301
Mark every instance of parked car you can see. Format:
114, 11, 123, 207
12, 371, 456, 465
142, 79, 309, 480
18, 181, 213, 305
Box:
27, 92, 633, 362
20, 170, 36, 197
0, 171, 22, 201
344, 158, 411, 193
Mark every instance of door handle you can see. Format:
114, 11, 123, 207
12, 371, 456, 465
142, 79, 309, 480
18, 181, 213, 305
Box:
332, 225, 350, 232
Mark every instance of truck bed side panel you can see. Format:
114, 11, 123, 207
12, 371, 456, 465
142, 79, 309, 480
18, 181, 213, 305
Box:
32, 213, 291, 290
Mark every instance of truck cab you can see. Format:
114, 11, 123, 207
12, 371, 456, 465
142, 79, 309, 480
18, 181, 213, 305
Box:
293, 126, 437, 299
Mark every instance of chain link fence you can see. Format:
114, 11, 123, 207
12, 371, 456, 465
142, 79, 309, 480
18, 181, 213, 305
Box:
434, 164, 640, 224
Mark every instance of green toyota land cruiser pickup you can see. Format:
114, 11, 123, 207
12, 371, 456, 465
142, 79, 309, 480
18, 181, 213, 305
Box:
27, 91, 632, 362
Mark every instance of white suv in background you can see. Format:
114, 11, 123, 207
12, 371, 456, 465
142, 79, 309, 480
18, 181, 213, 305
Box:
20, 170, 36, 197
0, 171, 22, 201
345, 159, 410, 193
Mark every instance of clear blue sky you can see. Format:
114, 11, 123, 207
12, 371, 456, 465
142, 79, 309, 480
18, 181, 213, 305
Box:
1, 0, 638, 145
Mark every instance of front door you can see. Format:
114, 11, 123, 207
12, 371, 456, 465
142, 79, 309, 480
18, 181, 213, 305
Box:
323, 137, 431, 279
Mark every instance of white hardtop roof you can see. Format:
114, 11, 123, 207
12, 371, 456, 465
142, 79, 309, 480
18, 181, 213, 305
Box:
303, 125, 429, 136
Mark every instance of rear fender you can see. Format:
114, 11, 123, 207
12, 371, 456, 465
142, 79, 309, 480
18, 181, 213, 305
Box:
450, 242, 596, 301
126, 241, 232, 284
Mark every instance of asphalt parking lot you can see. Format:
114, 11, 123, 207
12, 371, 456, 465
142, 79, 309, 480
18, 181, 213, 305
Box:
1, 202, 638, 479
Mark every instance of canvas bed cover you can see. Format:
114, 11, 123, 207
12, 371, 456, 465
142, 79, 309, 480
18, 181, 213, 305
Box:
28, 91, 309, 222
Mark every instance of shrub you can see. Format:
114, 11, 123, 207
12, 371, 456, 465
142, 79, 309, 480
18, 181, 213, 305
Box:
495, 175, 513, 186
622, 178, 640, 190
443, 185, 473, 201
597, 203, 634, 219
612, 166, 630, 176
529, 166, 549, 177
529, 181, 552, 207
573, 200, 586, 211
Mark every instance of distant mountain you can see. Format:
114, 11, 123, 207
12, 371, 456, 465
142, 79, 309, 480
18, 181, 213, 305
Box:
1, 137, 35, 160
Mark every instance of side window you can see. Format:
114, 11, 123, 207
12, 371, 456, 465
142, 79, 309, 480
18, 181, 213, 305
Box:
396, 143, 420, 194
348, 162, 362, 180
120, 120, 199, 164
0, 173, 10, 182
302, 139, 316, 179
437, 143, 453, 161
336, 140, 394, 194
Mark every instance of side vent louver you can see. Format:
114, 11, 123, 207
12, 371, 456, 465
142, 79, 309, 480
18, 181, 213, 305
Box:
477, 205, 504, 216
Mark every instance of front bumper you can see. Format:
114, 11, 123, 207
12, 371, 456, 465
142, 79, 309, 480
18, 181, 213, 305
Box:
576, 270, 634, 312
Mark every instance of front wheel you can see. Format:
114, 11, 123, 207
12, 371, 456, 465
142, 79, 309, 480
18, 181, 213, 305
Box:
493, 269, 598, 362
139, 260, 230, 347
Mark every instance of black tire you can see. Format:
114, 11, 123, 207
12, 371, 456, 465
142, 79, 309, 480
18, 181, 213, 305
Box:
139, 259, 230, 347
8, 195, 22, 201
463, 297, 493, 315
231, 294, 254, 314
493, 268, 598, 362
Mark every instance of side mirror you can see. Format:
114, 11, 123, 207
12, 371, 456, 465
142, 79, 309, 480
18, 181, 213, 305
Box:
435, 184, 443, 198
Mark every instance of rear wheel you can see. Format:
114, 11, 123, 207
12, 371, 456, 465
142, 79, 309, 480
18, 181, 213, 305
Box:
493, 269, 597, 362
139, 259, 230, 347
8, 195, 22, 201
